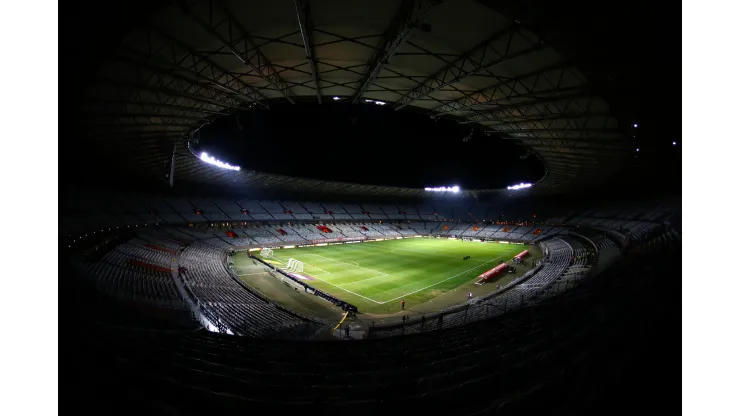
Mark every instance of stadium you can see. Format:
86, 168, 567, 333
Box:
60, 0, 681, 414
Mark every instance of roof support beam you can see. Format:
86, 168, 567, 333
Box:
458, 90, 592, 124
394, 24, 545, 110
485, 112, 611, 124
431, 62, 576, 116
514, 137, 624, 147
499, 127, 623, 140
180, 0, 297, 103
96, 78, 241, 111
83, 99, 230, 116
491, 128, 617, 134
115, 48, 259, 106
294, 0, 322, 103
82, 129, 189, 139
148, 26, 269, 106
80, 120, 197, 128
483, 113, 615, 132
536, 149, 620, 159
81, 112, 210, 123
351, 0, 437, 104
529, 145, 626, 155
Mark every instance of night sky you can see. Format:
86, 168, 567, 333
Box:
197, 101, 545, 190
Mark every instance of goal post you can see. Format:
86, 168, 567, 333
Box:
260, 247, 274, 258
285, 258, 304, 273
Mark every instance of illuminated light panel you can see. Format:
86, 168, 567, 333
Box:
333, 96, 341, 100
507, 182, 532, 190
199, 152, 241, 171
362, 99, 386, 105
424, 186, 460, 193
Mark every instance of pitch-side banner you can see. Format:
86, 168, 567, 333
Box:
310, 237, 367, 244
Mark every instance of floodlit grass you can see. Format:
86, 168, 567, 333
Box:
233, 237, 536, 315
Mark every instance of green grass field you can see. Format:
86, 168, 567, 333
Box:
233, 238, 537, 315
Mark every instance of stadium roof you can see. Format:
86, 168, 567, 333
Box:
74, 0, 636, 198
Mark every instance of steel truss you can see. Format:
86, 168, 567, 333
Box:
352, 0, 437, 103
180, 0, 297, 103
395, 24, 544, 110
77, 1, 633, 197
431, 63, 583, 116
294, 0, 322, 103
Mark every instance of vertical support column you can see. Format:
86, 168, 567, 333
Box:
168, 144, 176, 188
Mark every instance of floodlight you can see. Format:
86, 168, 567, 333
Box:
673, 141, 677, 145
633, 123, 638, 128
636, 148, 640, 152
424, 186, 461, 193
333, 96, 341, 100
375, 101, 386, 105
507, 182, 532, 190
200, 152, 241, 171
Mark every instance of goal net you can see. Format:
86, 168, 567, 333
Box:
260, 248, 274, 259
285, 258, 304, 273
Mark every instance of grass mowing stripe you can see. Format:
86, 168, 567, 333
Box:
340, 272, 395, 287
378, 256, 501, 304
307, 274, 384, 304
303, 253, 387, 276
242, 238, 537, 314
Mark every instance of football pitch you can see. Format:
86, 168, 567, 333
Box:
233, 238, 537, 315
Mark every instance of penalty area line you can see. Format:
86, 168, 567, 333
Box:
269, 254, 382, 304
304, 253, 381, 274
310, 275, 384, 304
339, 272, 390, 287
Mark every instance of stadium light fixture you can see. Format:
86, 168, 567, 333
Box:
375, 101, 386, 105
633, 123, 638, 128
200, 152, 241, 171
507, 182, 532, 190
333, 96, 341, 100
424, 186, 460, 193
673, 141, 677, 145
636, 148, 640, 152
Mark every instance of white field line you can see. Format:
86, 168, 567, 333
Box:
303, 253, 387, 277
304, 265, 332, 274
340, 272, 394, 287
272, 256, 376, 302
378, 256, 502, 304
309, 274, 384, 304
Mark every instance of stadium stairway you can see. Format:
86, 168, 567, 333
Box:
127, 259, 172, 273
